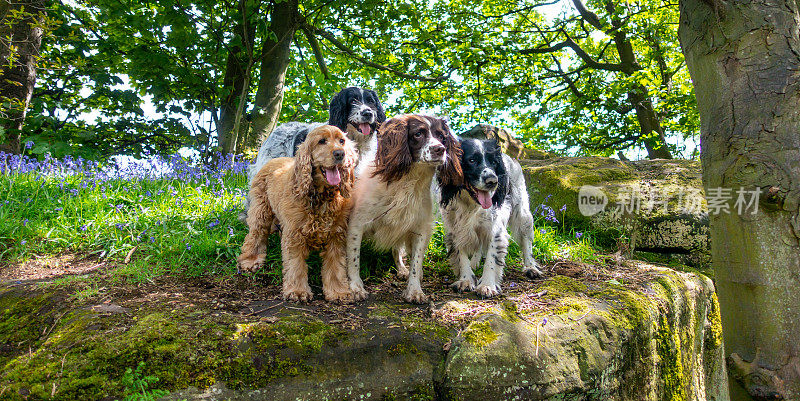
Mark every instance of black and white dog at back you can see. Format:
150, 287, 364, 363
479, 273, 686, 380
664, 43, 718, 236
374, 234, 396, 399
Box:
240, 86, 386, 221
438, 138, 543, 298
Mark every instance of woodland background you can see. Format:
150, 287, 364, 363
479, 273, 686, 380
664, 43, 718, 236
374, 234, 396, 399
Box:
1, 0, 695, 161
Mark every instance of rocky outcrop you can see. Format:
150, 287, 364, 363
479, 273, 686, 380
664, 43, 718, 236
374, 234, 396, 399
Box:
0, 264, 727, 400
521, 157, 710, 267
437, 267, 728, 401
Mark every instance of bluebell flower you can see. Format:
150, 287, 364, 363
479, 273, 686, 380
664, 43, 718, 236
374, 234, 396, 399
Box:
24, 141, 33, 149
576, 232, 583, 239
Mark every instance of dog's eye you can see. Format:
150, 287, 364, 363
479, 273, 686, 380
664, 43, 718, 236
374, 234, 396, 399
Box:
413, 131, 423, 138
339, 139, 345, 145
318, 138, 327, 145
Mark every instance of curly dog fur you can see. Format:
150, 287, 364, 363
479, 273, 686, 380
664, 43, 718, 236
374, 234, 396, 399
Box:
238, 125, 358, 303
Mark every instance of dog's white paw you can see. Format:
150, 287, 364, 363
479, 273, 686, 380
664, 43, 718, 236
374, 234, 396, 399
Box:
476, 283, 501, 298
451, 277, 476, 293
396, 266, 410, 280
524, 266, 544, 279
402, 288, 429, 304
349, 280, 369, 301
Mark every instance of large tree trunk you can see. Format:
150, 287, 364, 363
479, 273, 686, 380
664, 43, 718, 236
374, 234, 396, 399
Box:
680, 0, 800, 398
244, 0, 297, 150
217, 0, 257, 155
0, 0, 45, 154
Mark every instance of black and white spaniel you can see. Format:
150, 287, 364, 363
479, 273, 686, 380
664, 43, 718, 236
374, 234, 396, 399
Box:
241, 86, 385, 221
438, 138, 542, 298
346, 115, 462, 304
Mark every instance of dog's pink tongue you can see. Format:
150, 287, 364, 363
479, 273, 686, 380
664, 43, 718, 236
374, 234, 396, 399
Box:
324, 168, 341, 186
476, 190, 492, 209
359, 123, 371, 136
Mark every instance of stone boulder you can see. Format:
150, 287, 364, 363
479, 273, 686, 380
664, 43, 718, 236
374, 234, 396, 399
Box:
0, 263, 727, 400
437, 266, 727, 400
521, 157, 711, 267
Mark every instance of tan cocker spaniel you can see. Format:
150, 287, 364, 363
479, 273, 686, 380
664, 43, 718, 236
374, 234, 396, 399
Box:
238, 125, 357, 303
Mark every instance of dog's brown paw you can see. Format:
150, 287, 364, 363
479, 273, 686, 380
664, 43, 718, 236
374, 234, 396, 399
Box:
402, 289, 429, 304
283, 289, 313, 302
237, 255, 264, 273
324, 290, 354, 304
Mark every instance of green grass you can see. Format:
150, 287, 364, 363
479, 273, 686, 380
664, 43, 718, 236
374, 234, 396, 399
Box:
0, 159, 607, 288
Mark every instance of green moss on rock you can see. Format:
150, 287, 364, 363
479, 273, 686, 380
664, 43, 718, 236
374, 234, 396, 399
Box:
461, 321, 498, 349
656, 314, 687, 401
0, 299, 347, 400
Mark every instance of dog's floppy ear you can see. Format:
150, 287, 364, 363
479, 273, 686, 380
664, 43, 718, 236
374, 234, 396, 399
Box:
338, 138, 358, 198
292, 137, 314, 199
327, 89, 349, 131
437, 120, 463, 188
438, 135, 464, 207
366, 89, 386, 123
373, 117, 412, 183
487, 139, 509, 207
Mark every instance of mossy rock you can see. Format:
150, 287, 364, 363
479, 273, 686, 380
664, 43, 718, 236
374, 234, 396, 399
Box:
0, 266, 727, 400
522, 157, 711, 267
436, 268, 729, 401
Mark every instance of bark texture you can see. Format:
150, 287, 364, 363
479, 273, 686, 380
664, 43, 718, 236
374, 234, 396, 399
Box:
217, 0, 258, 155
245, 0, 298, 150
0, 0, 45, 154
679, 0, 800, 398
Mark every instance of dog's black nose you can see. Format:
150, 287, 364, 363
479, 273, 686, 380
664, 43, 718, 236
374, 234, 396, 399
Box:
483, 174, 498, 188
431, 144, 445, 157
333, 150, 345, 162
360, 109, 374, 118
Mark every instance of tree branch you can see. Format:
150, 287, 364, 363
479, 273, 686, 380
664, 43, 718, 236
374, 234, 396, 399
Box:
570, 0, 605, 30
520, 36, 624, 72
301, 26, 329, 79
303, 24, 449, 82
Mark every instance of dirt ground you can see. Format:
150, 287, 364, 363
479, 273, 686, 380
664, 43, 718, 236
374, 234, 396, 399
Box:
0, 251, 658, 331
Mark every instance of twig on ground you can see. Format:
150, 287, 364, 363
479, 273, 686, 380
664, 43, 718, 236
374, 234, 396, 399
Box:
244, 301, 284, 316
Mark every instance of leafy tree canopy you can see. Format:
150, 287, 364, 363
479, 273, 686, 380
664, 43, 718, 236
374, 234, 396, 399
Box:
24, 0, 698, 160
